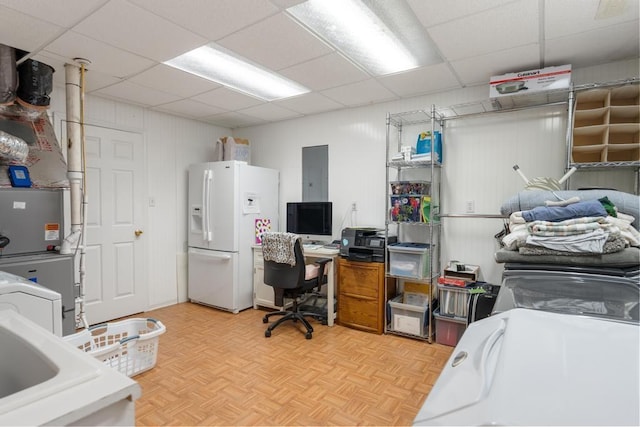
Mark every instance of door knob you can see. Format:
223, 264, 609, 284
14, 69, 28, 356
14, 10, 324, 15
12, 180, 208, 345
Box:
135, 229, 143, 237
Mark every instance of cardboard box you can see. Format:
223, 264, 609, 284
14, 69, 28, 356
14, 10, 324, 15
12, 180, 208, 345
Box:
489, 64, 571, 98
214, 136, 251, 163
444, 264, 479, 282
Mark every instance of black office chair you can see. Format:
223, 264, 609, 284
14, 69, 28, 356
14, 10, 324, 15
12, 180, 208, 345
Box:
261, 232, 331, 339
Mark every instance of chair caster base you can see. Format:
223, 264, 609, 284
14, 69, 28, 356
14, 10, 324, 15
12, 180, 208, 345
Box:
265, 330, 272, 338
305, 332, 312, 339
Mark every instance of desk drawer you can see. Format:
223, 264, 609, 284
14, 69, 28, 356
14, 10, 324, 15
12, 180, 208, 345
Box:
338, 295, 381, 333
338, 261, 381, 298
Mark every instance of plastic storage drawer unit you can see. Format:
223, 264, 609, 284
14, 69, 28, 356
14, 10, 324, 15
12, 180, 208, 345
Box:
388, 294, 430, 337
388, 243, 431, 279
434, 309, 466, 346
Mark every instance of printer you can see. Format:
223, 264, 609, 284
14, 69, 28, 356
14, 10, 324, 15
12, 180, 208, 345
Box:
340, 228, 396, 263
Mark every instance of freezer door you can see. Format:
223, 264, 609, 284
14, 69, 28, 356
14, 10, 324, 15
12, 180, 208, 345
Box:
188, 162, 238, 251
187, 247, 240, 313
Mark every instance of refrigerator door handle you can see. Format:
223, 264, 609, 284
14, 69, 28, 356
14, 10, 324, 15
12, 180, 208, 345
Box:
206, 253, 231, 261
202, 170, 212, 242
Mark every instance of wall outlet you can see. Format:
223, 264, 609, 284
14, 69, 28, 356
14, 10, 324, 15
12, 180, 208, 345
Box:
465, 200, 475, 213
352, 202, 357, 211
149, 197, 156, 207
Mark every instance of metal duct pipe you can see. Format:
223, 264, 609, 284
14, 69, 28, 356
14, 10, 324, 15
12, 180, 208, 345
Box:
0, 44, 17, 105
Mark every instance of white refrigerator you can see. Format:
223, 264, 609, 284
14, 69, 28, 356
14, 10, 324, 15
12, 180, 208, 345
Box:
188, 161, 279, 313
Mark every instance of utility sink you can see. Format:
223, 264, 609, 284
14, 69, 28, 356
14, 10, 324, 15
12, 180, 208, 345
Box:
0, 325, 58, 399
0, 309, 140, 425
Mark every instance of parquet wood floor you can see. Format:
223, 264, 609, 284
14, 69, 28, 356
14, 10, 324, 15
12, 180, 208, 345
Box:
133, 302, 453, 426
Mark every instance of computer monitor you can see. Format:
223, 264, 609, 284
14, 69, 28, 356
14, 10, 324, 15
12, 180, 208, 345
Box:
286, 202, 332, 243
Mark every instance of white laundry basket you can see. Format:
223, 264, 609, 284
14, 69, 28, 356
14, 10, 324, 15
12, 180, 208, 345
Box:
64, 317, 166, 377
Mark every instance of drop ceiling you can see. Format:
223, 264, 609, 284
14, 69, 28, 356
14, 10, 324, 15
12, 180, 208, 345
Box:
0, 0, 638, 128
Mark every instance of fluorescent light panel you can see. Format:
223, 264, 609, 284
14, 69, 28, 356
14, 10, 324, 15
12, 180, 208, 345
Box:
287, 0, 442, 76
164, 44, 309, 101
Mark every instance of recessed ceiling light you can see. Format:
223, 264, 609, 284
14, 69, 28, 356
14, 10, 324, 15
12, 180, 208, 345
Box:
164, 43, 310, 101
286, 0, 442, 76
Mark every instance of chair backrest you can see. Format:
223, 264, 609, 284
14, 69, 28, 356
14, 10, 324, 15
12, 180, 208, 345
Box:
262, 233, 305, 290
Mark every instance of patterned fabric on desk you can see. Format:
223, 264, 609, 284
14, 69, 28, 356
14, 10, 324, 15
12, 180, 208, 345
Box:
262, 232, 299, 266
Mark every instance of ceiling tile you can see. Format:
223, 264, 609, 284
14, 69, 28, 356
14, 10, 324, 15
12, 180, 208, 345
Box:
273, 92, 346, 115
0, 0, 108, 28
94, 80, 181, 106
408, 0, 515, 27
129, 64, 220, 97
379, 64, 461, 97
545, 22, 640, 69
268, 0, 306, 10
450, 44, 541, 86
430, 0, 539, 61
279, 53, 369, 91
237, 103, 301, 121
217, 12, 332, 71
192, 87, 264, 111
81, 70, 123, 92
203, 111, 266, 129
321, 79, 398, 107
0, 6, 63, 52
152, 99, 226, 118
45, 31, 155, 78
545, 0, 639, 39
129, 0, 278, 41
72, 0, 207, 62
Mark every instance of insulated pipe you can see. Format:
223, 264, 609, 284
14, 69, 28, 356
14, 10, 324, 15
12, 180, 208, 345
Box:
63, 60, 90, 329
78, 61, 89, 330
65, 63, 83, 235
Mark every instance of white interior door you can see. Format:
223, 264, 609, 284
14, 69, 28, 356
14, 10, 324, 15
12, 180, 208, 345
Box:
83, 125, 147, 324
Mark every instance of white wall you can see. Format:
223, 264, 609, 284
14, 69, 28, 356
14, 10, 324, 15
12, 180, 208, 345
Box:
239, 58, 639, 285
46, 58, 638, 311
48, 88, 231, 310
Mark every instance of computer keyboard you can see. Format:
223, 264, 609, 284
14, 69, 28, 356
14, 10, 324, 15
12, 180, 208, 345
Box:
303, 244, 322, 250
323, 243, 340, 249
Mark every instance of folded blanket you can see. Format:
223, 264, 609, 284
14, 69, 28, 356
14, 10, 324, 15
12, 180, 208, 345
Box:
526, 216, 606, 237
522, 200, 607, 222
606, 215, 640, 246
500, 190, 640, 227
526, 229, 609, 253
519, 235, 627, 256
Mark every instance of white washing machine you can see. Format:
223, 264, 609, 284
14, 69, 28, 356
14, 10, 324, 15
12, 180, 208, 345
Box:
0, 271, 63, 336
414, 309, 640, 426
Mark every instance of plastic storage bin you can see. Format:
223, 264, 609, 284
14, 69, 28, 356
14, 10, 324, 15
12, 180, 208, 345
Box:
388, 294, 430, 337
390, 196, 422, 222
434, 309, 466, 346
388, 243, 431, 279
64, 317, 166, 377
390, 181, 431, 195
438, 284, 474, 319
